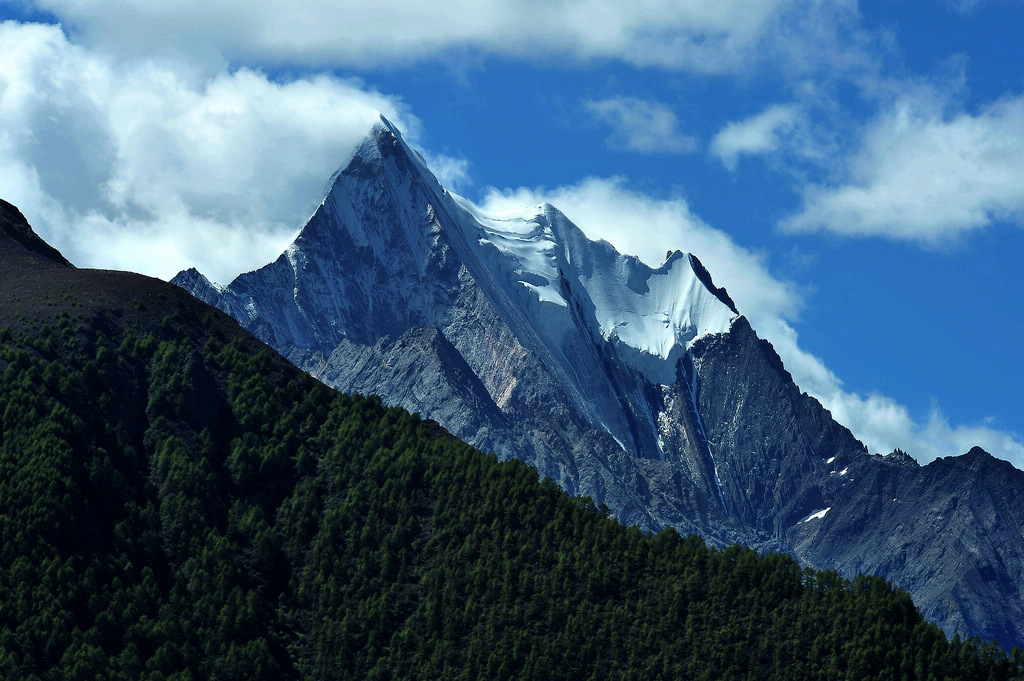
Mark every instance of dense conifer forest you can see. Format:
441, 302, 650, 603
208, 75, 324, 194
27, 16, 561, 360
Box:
0, 296, 1021, 681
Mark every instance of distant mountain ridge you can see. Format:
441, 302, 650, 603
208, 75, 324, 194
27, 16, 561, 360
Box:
173, 115, 1024, 649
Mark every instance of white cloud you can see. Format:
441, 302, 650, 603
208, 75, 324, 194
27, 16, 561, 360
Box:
783, 90, 1024, 245
711, 104, 805, 170
423, 152, 473, 193
474, 176, 1024, 468
584, 97, 697, 155
0, 20, 414, 283
24, 0, 854, 75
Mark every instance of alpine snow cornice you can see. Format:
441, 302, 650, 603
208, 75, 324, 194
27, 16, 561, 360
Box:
173, 114, 1024, 650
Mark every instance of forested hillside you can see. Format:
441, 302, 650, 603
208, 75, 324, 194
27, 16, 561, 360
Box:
1, 202, 1022, 680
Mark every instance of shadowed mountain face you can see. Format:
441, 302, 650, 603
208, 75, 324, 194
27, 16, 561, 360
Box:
0, 199, 72, 268
171, 117, 1024, 648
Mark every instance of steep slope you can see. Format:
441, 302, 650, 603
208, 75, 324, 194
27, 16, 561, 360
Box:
693, 322, 1024, 648
173, 116, 1024, 649
6, 202, 1021, 680
0, 198, 72, 267
791, 447, 1024, 650
173, 116, 752, 544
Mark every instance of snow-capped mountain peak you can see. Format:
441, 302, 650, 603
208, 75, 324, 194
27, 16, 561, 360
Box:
299, 116, 742, 386
175, 112, 743, 470
172, 117, 1024, 649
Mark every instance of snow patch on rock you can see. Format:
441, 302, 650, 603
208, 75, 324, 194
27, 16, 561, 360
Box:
800, 507, 831, 523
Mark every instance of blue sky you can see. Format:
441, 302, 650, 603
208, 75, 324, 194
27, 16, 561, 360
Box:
1, 0, 1022, 467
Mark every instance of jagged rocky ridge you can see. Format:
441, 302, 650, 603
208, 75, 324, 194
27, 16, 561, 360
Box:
173, 116, 1024, 649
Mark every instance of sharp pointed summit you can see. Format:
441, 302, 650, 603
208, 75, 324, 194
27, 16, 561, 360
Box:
173, 116, 746, 518
172, 118, 1024, 649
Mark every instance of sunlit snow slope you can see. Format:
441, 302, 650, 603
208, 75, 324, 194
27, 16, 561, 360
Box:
454, 195, 737, 385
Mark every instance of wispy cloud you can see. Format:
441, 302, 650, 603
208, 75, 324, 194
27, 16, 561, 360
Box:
584, 98, 697, 155
20, 0, 861, 76
710, 104, 805, 170
782, 89, 1024, 245
422, 152, 473, 193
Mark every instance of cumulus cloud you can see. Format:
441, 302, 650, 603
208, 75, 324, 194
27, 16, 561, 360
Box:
473, 176, 1024, 467
782, 90, 1024, 245
23, 0, 852, 75
0, 20, 416, 283
710, 104, 805, 170
423, 153, 473, 193
584, 98, 697, 155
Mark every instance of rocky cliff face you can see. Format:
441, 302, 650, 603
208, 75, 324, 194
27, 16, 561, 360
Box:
173, 115, 1024, 649
692, 322, 1024, 648
791, 447, 1024, 649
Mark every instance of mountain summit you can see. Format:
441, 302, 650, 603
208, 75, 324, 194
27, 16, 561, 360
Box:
174, 115, 746, 504
173, 115, 1024, 649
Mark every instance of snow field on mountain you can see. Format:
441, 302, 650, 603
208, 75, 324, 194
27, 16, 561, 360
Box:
580, 249, 736, 384
800, 508, 831, 523
451, 191, 737, 385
